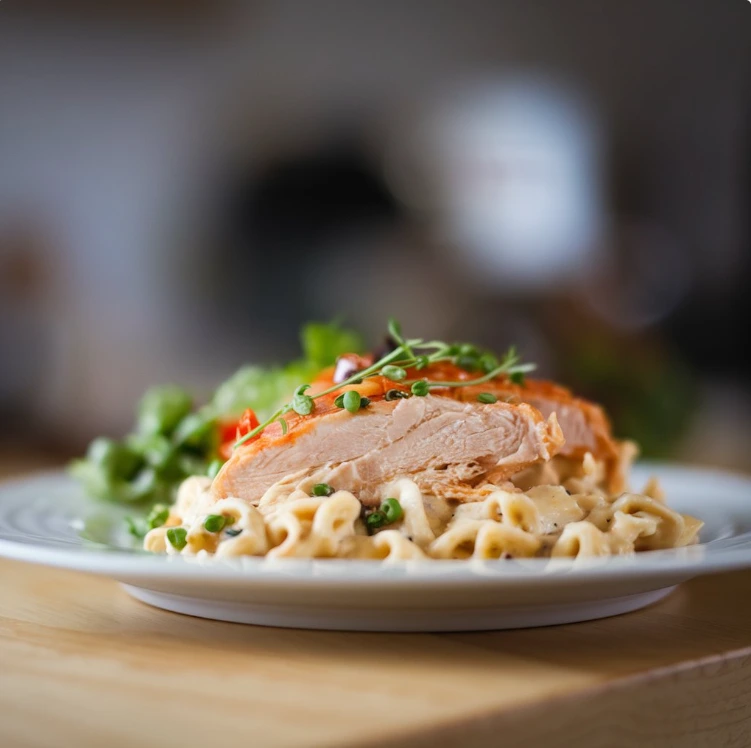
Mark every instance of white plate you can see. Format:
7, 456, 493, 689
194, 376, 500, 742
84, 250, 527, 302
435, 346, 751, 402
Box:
1, 464, 750, 631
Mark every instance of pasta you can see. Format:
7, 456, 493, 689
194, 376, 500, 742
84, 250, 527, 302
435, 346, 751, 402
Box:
145, 451, 701, 561
343, 531, 428, 561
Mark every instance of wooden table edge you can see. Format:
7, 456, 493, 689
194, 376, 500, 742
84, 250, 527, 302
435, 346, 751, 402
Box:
359, 646, 751, 748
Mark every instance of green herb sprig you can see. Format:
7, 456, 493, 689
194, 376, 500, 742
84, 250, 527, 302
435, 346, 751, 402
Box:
365, 496, 405, 532
234, 320, 535, 448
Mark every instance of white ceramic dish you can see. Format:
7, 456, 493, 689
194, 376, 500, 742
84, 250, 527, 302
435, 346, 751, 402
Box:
1, 464, 749, 631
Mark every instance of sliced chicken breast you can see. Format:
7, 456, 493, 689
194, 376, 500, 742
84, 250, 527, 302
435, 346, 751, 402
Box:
313, 359, 624, 490
212, 392, 563, 505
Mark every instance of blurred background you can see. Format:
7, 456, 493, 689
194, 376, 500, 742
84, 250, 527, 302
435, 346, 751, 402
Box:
1, 0, 750, 474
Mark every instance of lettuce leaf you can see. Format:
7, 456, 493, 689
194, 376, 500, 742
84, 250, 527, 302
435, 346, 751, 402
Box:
209, 364, 307, 421
300, 321, 363, 370
72, 319, 363, 508
209, 321, 362, 421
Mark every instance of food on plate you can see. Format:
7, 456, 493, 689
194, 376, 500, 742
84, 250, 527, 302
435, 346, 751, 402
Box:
211, 393, 564, 506
69, 321, 363, 532
73, 320, 702, 560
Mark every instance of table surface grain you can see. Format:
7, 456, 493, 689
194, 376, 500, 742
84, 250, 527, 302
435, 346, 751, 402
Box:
1, 461, 751, 748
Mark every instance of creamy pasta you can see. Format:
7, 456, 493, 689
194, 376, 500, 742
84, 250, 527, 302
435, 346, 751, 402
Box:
143, 451, 702, 561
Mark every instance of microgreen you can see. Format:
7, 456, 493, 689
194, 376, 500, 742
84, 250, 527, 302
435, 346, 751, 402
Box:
147, 504, 170, 530
381, 365, 407, 382
203, 514, 226, 533
365, 510, 387, 531
233, 321, 535, 448
342, 390, 362, 413
411, 380, 430, 397
207, 459, 224, 479
291, 384, 315, 416
477, 393, 498, 404
380, 498, 403, 523
166, 527, 188, 550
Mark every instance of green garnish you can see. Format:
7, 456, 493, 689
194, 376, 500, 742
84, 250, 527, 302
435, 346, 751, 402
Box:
479, 353, 499, 374
334, 391, 369, 413
87, 437, 142, 480
457, 355, 479, 372
411, 380, 430, 397
388, 317, 416, 362
207, 459, 224, 479
342, 390, 362, 413
312, 483, 335, 497
172, 412, 215, 449
477, 392, 498, 404
138, 386, 193, 437
365, 510, 387, 531
70, 386, 212, 508
125, 516, 148, 539
291, 384, 315, 416
203, 514, 226, 533
225, 528, 242, 537
147, 504, 170, 530
364, 498, 404, 533
129, 434, 174, 470
166, 527, 188, 550
382, 365, 407, 382
510, 370, 526, 386
234, 321, 535, 447
380, 498, 403, 523
387, 318, 403, 340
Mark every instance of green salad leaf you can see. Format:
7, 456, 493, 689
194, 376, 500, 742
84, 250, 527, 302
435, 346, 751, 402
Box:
209, 321, 362, 420
137, 385, 193, 437
69, 387, 211, 506
71, 320, 362, 508
300, 321, 363, 370
209, 365, 300, 421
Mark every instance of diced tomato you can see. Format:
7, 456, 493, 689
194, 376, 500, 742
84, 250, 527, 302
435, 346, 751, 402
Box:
218, 408, 260, 459
237, 408, 260, 436
219, 420, 239, 444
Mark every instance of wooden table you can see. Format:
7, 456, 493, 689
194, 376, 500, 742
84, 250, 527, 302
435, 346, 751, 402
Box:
1, 457, 750, 746
1, 558, 750, 748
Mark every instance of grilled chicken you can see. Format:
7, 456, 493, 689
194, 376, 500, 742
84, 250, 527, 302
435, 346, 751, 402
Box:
448, 379, 614, 458
212, 383, 564, 505
315, 358, 625, 492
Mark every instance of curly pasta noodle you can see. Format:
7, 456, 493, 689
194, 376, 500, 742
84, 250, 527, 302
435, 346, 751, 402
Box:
145, 452, 701, 561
